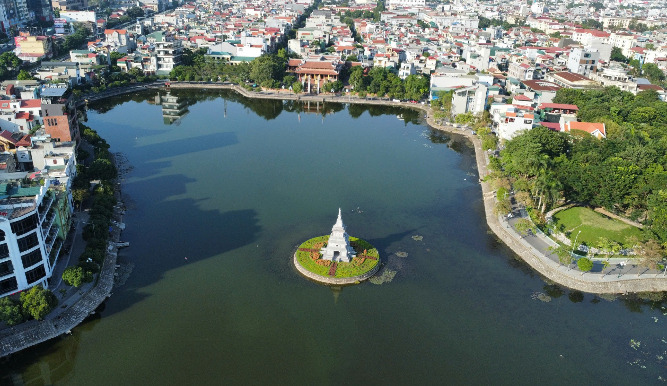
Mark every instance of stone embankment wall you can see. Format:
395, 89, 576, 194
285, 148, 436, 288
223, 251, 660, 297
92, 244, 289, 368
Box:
431, 112, 667, 294
293, 253, 380, 285
75, 82, 165, 108
0, 158, 125, 358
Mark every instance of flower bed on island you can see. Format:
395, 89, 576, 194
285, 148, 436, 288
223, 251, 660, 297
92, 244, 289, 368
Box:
295, 236, 380, 280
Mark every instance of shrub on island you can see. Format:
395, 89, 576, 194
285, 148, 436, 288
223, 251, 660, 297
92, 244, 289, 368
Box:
296, 236, 379, 278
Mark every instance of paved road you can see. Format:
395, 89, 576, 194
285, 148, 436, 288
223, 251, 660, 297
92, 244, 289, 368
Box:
50, 211, 89, 291
505, 202, 662, 279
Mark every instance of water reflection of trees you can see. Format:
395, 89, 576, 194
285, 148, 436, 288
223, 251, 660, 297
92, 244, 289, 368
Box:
542, 282, 667, 312
619, 292, 667, 313
86, 90, 468, 155
283, 100, 344, 117
0, 313, 102, 385
348, 104, 422, 125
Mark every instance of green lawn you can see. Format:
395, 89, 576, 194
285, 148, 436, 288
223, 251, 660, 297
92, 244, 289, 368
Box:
552, 207, 644, 248
296, 236, 380, 278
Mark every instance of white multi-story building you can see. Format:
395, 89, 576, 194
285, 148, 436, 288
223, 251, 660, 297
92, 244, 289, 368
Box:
155, 34, 182, 75
494, 108, 535, 140
610, 33, 638, 57
0, 179, 63, 298
398, 62, 416, 79
60, 10, 95, 23
508, 62, 538, 80
567, 48, 599, 77
104, 29, 134, 54
386, 0, 425, 10
452, 84, 488, 116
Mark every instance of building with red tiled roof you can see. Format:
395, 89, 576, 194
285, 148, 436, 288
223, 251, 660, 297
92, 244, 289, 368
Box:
546, 71, 598, 89
538, 103, 579, 114
42, 103, 79, 143
564, 121, 606, 139
637, 84, 664, 92
0, 130, 31, 152
288, 57, 344, 91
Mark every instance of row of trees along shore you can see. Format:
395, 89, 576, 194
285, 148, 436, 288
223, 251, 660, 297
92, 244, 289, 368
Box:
169, 48, 431, 101
483, 86, 667, 258
0, 124, 118, 327
68, 124, 118, 285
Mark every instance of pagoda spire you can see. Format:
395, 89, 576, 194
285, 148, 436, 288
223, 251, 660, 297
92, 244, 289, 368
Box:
320, 208, 357, 263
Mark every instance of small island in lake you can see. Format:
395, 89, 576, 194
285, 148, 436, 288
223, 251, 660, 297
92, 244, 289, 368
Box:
293, 209, 380, 285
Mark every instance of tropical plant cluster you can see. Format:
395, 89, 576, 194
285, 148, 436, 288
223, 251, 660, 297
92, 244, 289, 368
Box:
54, 24, 91, 56
348, 66, 430, 101
489, 87, 667, 251
0, 285, 57, 326
0, 52, 22, 81
69, 124, 118, 281
105, 6, 145, 29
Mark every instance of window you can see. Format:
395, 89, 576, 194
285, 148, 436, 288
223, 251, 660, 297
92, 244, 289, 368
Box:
0, 261, 12, 276
0, 243, 7, 259
21, 249, 42, 269
0, 230, 4, 242
0, 277, 17, 295
25, 264, 46, 284
17, 232, 38, 253
10, 213, 38, 236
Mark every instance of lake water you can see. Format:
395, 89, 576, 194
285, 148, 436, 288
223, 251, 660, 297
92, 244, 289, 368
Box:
1, 90, 666, 385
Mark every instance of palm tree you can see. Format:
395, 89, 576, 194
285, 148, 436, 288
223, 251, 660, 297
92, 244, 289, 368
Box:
534, 170, 562, 213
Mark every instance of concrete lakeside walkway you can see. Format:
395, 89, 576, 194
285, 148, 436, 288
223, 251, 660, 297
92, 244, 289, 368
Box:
0, 156, 126, 358
86, 81, 667, 294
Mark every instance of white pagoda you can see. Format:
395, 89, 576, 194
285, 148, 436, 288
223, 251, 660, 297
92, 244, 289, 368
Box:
320, 208, 357, 263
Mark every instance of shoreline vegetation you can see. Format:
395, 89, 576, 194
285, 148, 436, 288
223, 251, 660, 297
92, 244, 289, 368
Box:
0, 134, 125, 358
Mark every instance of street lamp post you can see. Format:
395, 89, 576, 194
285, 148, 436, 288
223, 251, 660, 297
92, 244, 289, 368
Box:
568, 230, 581, 270
572, 230, 581, 253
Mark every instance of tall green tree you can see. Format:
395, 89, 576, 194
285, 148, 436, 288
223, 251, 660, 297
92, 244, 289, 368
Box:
577, 257, 594, 273
249, 54, 286, 85
348, 66, 365, 91
20, 286, 57, 321
610, 47, 628, 63
0, 297, 26, 326
641, 63, 665, 84
404, 74, 429, 101
126, 6, 144, 18
16, 69, 33, 80
62, 266, 92, 287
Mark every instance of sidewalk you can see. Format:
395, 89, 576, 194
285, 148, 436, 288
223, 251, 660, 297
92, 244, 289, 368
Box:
0, 168, 125, 358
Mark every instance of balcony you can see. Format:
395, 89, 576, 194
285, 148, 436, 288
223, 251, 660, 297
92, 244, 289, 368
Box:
45, 226, 59, 255
41, 209, 56, 236
49, 239, 63, 267
38, 194, 55, 223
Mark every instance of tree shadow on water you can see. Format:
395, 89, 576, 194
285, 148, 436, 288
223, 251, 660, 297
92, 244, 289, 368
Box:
0, 182, 261, 385
107, 172, 262, 314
